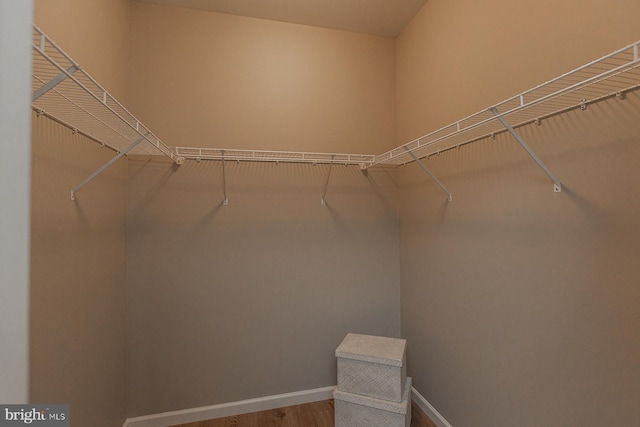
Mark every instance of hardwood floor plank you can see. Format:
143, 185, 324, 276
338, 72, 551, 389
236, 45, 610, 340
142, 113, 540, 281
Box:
170, 398, 437, 427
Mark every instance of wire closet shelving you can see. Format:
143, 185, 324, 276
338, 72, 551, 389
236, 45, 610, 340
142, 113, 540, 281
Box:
173, 147, 375, 166
31, 23, 640, 200
31, 26, 176, 161
374, 42, 640, 169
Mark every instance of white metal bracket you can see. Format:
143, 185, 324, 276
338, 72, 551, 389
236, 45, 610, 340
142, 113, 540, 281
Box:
221, 150, 229, 205
490, 107, 562, 193
580, 98, 588, 110
321, 155, 336, 206
403, 147, 453, 201
32, 65, 79, 101
71, 133, 148, 201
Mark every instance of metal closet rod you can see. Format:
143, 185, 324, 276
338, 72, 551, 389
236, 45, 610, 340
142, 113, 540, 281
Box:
173, 147, 375, 167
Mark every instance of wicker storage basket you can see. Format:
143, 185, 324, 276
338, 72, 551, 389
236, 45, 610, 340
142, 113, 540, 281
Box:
334, 376, 412, 427
335, 333, 407, 402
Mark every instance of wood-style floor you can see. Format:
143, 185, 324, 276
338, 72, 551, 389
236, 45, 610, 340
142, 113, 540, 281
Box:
170, 399, 438, 427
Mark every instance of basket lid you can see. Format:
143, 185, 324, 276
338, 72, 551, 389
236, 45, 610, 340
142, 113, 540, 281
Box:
335, 333, 406, 367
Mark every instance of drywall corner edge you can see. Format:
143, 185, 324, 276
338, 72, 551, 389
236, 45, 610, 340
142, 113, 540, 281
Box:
122, 386, 336, 427
411, 386, 453, 427
0, 0, 33, 405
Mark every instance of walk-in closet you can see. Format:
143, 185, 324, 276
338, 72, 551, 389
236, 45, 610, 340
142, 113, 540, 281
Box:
2, 1, 639, 426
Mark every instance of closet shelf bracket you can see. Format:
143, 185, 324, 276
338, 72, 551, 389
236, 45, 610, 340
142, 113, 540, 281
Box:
321, 155, 336, 206
32, 65, 78, 101
70, 133, 148, 201
490, 107, 562, 193
404, 147, 453, 201
221, 150, 229, 205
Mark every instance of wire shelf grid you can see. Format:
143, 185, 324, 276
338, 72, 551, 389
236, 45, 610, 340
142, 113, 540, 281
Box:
374, 42, 640, 166
31, 25, 177, 160
174, 147, 375, 166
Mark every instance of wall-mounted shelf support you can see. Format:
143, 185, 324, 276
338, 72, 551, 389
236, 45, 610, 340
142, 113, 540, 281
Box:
32, 65, 78, 101
321, 155, 336, 206
71, 133, 148, 201
490, 107, 562, 193
221, 150, 229, 205
404, 147, 453, 201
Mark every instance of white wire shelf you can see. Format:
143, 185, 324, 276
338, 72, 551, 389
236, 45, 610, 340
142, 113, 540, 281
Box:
30, 22, 640, 177
31, 25, 178, 161
374, 41, 640, 166
174, 147, 375, 166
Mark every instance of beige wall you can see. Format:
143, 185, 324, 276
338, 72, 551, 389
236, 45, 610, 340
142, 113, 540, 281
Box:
30, 115, 128, 427
399, 96, 640, 427
126, 3, 400, 416
31, 1, 130, 426
34, 0, 130, 102
126, 156, 401, 416
128, 1, 396, 154
397, 1, 640, 425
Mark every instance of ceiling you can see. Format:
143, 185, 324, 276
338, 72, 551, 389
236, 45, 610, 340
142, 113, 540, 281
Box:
135, 0, 428, 38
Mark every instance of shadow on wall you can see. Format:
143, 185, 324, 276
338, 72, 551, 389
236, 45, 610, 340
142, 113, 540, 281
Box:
127, 156, 399, 226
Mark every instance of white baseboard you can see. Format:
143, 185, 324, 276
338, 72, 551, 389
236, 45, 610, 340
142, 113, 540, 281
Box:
411, 386, 453, 427
122, 386, 335, 427
122, 384, 451, 427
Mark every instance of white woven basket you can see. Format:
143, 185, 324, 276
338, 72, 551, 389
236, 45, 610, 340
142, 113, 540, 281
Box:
334, 377, 412, 427
336, 333, 407, 402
